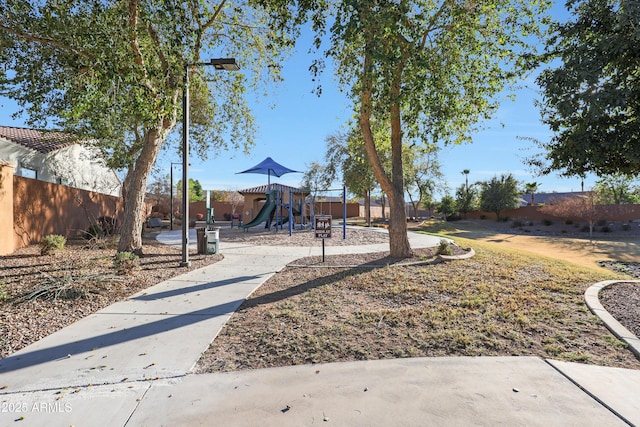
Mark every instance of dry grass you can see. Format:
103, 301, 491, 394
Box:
196, 228, 640, 373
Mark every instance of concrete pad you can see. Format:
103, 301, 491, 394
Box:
548, 360, 640, 425
0, 381, 149, 427
129, 357, 626, 426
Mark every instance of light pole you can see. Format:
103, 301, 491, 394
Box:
169, 162, 181, 231
181, 57, 240, 267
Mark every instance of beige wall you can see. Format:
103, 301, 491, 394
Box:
0, 162, 15, 255
11, 176, 122, 251
466, 205, 640, 222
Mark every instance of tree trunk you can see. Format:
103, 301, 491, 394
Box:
118, 127, 167, 254
358, 48, 412, 257
365, 189, 371, 227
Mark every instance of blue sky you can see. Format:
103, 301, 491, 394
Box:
1, 2, 595, 198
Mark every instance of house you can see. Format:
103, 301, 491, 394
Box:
520, 192, 588, 206
0, 126, 121, 196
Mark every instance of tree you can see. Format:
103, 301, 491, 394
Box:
324, 127, 378, 226
535, 0, 640, 178
175, 178, 204, 203
404, 145, 445, 221
0, 1, 291, 255
455, 183, 479, 218
593, 174, 640, 204
438, 195, 456, 220
479, 174, 521, 221
260, 0, 550, 257
524, 182, 541, 206
540, 192, 603, 239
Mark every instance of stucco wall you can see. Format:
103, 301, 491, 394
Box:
13, 176, 122, 250
0, 162, 15, 255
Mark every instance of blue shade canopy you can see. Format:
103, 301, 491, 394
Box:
237, 157, 300, 186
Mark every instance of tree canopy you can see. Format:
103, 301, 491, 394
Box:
259, 0, 550, 256
479, 174, 521, 221
535, 0, 640, 177
0, 0, 291, 254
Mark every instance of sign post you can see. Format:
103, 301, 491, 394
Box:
315, 215, 332, 262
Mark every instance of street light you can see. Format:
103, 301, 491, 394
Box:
181, 57, 240, 267
169, 162, 181, 231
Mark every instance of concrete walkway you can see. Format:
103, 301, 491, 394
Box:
1, 228, 639, 426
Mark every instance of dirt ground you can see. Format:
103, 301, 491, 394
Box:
425, 219, 640, 272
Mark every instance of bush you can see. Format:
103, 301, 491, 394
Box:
479, 214, 486, 220
0, 282, 9, 302
580, 225, 591, 233
565, 219, 573, 225
84, 223, 104, 239
542, 219, 553, 226
40, 234, 66, 255
622, 223, 631, 231
601, 226, 611, 233
436, 239, 453, 256
511, 220, 524, 228
596, 219, 607, 226
113, 251, 139, 275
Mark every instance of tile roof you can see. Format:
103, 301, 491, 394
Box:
0, 125, 77, 154
239, 183, 309, 195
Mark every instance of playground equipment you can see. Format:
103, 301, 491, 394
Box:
240, 190, 277, 230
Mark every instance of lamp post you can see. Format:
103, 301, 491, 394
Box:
181, 57, 240, 267
169, 162, 182, 231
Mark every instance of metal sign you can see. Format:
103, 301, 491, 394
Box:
315, 215, 332, 238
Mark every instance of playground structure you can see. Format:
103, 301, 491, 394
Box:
239, 184, 308, 234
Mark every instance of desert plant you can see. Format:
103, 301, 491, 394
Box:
0, 282, 9, 302
565, 219, 573, 225
622, 223, 631, 231
511, 220, 524, 228
113, 251, 139, 275
596, 219, 607, 226
436, 239, 453, 256
542, 218, 553, 226
84, 223, 104, 239
40, 234, 67, 255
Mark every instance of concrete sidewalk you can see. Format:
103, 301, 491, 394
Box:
1, 228, 639, 426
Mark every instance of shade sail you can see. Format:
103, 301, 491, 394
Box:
237, 157, 300, 186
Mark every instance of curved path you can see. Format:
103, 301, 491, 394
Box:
1, 228, 639, 426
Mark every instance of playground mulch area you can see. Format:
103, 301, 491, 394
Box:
217, 225, 390, 247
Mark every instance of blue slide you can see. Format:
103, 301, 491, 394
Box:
240, 191, 277, 230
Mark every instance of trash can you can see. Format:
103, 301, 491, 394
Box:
196, 227, 207, 255
205, 227, 220, 254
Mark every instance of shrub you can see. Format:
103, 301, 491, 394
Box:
580, 225, 591, 233
436, 239, 453, 256
479, 214, 486, 220
40, 234, 66, 255
84, 223, 104, 239
113, 251, 139, 275
0, 282, 9, 302
511, 220, 524, 228
542, 219, 553, 226
596, 219, 607, 226
622, 223, 630, 231
601, 226, 611, 233
565, 219, 573, 225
